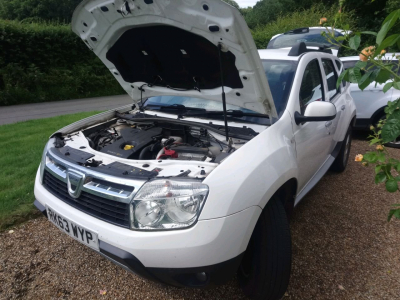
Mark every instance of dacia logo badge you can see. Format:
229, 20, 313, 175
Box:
67, 170, 85, 199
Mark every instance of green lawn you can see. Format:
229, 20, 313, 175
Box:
0, 111, 101, 230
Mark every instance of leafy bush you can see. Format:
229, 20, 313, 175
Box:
244, 0, 389, 31
251, 5, 356, 49
0, 0, 81, 23
0, 20, 123, 106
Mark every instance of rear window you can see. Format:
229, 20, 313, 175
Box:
267, 28, 343, 50
322, 59, 340, 100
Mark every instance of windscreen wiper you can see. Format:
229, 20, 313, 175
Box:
182, 110, 270, 119
144, 104, 206, 113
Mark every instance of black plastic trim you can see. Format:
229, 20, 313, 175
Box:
98, 240, 244, 288
294, 111, 336, 125
331, 140, 343, 158
34, 199, 48, 217
354, 118, 371, 130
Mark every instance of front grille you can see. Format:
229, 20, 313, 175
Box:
43, 170, 131, 228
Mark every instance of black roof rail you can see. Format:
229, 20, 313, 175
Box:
284, 27, 309, 35
288, 42, 333, 56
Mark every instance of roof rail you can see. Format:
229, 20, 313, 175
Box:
288, 42, 333, 56
284, 27, 309, 35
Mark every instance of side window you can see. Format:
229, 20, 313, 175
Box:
299, 59, 325, 113
322, 59, 340, 100
335, 59, 342, 71
335, 59, 346, 89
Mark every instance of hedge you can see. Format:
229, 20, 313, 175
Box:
0, 6, 356, 106
0, 20, 124, 106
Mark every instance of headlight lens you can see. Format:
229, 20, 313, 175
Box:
131, 180, 209, 230
39, 140, 52, 184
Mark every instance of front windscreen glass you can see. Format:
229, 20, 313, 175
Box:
144, 60, 297, 122
261, 60, 297, 116
144, 95, 257, 113
267, 29, 343, 50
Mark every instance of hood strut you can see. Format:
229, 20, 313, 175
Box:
218, 44, 229, 142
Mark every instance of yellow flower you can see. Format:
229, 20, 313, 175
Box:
381, 49, 386, 55
355, 154, 363, 162
370, 125, 375, 131
320, 17, 327, 25
360, 46, 375, 62
376, 145, 384, 151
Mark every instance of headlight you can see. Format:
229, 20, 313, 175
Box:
131, 180, 209, 230
39, 140, 52, 184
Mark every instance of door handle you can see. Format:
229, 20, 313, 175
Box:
341, 105, 346, 111
325, 121, 332, 127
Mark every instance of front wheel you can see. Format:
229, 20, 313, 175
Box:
330, 126, 352, 172
238, 196, 291, 300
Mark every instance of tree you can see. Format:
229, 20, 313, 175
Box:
222, 0, 240, 10
245, 0, 296, 28
0, 0, 81, 23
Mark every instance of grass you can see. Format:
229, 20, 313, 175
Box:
0, 111, 101, 230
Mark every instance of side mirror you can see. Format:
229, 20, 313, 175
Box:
294, 101, 336, 125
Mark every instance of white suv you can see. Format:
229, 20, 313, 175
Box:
34, 1, 356, 299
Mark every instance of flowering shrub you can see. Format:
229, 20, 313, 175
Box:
323, 5, 400, 220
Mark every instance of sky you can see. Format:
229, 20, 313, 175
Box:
236, 0, 258, 8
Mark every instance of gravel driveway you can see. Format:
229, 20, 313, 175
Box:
1, 138, 400, 300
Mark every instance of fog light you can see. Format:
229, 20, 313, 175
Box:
196, 272, 207, 282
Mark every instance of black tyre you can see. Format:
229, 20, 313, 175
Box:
330, 126, 352, 172
238, 196, 291, 300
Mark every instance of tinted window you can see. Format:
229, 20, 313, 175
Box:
299, 60, 324, 112
335, 59, 345, 88
335, 60, 342, 71
322, 59, 339, 100
267, 28, 343, 50
262, 60, 297, 116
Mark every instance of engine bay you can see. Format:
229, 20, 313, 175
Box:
80, 117, 241, 163
49, 113, 261, 179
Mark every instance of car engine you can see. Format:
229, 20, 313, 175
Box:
82, 119, 230, 162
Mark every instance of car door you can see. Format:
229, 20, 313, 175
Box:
344, 59, 395, 121
321, 57, 346, 153
293, 58, 334, 191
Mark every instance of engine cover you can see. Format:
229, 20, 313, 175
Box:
99, 127, 162, 159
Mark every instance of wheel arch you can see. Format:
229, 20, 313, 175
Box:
272, 178, 298, 218
371, 106, 387, 125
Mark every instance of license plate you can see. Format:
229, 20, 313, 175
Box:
46, 206, 99, 251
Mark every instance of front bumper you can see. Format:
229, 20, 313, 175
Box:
35, 199, 244, 287
34, 170, 261, 287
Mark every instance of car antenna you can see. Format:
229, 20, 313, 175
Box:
217, 43, 230, 142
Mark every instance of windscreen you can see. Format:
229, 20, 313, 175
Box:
145, 60, 297, 119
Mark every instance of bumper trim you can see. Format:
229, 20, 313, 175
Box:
99, 239, 244, 288
34, 199, 47, 218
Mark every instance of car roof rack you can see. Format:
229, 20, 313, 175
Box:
284, 27, 309, 35
288, 42, 333, 56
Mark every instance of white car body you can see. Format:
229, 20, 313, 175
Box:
33, 0, 356, 295
268, 27, 348, 56
340, 55, 400, 129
